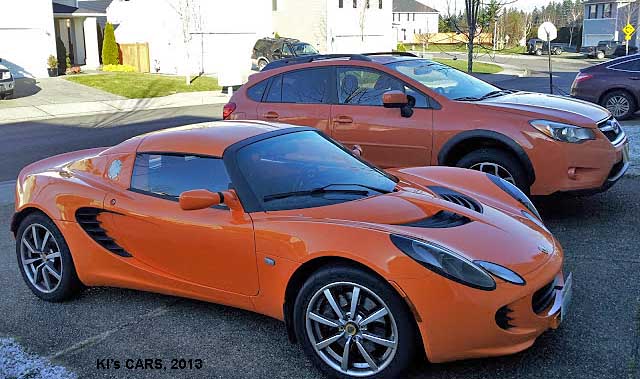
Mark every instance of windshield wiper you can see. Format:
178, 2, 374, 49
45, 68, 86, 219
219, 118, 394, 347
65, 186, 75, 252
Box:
479, 89, 514, 100
263, 183, 390, 203
453, 96, 482, 101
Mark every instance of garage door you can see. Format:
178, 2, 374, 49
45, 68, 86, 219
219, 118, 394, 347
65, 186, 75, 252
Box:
0, 28, 53, 78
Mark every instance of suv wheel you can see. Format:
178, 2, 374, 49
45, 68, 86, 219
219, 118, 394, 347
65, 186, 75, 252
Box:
456, 148, 529, 193
294, 266, 417, 379
535, 49, 543, 56
16, 213, 83, 302
602, 90, 636, 120
596, 51, 605, 59
258, 59, 268, 71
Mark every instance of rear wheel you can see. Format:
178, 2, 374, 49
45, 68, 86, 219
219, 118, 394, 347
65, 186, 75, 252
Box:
535, 49, 543, 56
456, 148, 529, 193
294, 266, 417, 379
596, 51, 605, 59
602, 90, 636, 120
16, 213, 83, 302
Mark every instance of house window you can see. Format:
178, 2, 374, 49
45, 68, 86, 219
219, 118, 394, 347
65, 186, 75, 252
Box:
379, 0, 382, 9
588, 4, 597, 19
353, 0, 357, 8
603, 3, 612, 18
339, 0, 343, 8
272, 0, 277, 11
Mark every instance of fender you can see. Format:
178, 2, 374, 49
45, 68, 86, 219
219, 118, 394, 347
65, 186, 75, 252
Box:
438, 129, 536, 186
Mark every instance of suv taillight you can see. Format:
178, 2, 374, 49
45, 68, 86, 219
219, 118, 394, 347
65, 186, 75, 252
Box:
223, 102, 236, 120
574, 72, 593, 84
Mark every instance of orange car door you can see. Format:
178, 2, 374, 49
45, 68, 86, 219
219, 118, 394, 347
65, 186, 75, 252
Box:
330, 66, 434, 169
103, 153, 259, 296
257, 67, 333, 135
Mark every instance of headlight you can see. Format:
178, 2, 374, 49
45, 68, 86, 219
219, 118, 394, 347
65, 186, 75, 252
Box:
530, 120, 595, 143
390, 234, 496, 291
0, 71, 11, 80
475, 261, 525, 285
486, 174, 541, 220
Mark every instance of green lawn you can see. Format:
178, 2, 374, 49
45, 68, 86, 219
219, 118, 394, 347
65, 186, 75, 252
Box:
408, 43, 526, 55
65, 72, 221, 99
433, 58, 503, 74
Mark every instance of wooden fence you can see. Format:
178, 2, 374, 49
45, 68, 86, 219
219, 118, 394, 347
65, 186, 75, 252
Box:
118, 43, 150, 73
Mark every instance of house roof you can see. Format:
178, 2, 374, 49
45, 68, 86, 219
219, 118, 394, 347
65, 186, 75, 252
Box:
393, 0, 439, 13
52, 2, 106, 16
77, 0, 114, 14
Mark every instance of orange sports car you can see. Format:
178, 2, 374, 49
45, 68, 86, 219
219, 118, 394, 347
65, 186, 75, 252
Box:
11, 121, 572, 379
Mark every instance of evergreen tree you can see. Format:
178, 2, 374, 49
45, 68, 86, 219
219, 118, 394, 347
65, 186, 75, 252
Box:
101, 22, 119, 65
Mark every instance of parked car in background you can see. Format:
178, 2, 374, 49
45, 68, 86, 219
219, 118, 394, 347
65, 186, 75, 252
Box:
586, 40, 638, 59
251, 37, 318, 71
0, 58, 15, 100
226, 53, 629, 196
572, 54, 640, 120
527, 39, 563, 56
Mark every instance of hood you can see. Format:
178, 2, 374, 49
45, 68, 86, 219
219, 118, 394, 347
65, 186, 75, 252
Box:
478, 92, 610, 128
272, 189, 555, 277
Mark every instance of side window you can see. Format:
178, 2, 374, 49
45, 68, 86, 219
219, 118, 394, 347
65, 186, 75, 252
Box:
337, 67, 429, 108
247, 79, 269, 102
281, 68, 331, 104
612, 59, 640, 72
130, 154, 231, 200
281, 44, 294, 57
265, 74, 282, 102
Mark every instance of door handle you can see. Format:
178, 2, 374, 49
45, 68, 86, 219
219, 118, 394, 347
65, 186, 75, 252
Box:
333, 115, 353, 124
263, 111, 279, 119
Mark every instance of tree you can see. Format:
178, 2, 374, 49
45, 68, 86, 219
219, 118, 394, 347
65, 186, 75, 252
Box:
101, 22, 119, 65
167, 0, 202, 85
567, 1, 583, 47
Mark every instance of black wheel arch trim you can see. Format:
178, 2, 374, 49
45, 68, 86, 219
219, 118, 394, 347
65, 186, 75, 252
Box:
437, 129, 536, 186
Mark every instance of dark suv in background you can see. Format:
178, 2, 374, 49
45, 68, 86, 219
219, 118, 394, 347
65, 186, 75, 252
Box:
587, 40, 638, 59
251, 37, 318, 71
0, 58, 15, 100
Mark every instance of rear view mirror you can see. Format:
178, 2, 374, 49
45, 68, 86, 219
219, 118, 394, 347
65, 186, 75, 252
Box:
179, 189, 222, 210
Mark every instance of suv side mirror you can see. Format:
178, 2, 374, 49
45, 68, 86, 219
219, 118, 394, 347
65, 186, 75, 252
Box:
383, 90, 413, 118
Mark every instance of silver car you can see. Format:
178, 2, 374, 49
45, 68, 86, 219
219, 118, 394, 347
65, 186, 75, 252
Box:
0, 58, 15, 100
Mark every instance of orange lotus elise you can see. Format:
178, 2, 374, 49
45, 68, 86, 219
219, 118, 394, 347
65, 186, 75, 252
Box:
11, 121, 572, 378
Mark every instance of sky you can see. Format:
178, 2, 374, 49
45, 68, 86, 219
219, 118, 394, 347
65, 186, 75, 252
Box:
420, 0, 554, 14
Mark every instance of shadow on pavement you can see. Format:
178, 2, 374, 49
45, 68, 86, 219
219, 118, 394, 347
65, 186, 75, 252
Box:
11, 78, 41, 99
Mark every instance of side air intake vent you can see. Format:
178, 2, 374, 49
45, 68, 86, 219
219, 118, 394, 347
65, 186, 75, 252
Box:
75, 207, 131, 257
429, 186, 483, 213
399, 210, 471, 228
495, 305, 515, 329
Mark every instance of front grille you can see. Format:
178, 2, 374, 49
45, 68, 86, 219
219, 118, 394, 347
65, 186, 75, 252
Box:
75, 207, 131, 257
495, 305, 515, 329
532, 278, 557, 314
398, 210, 471, 228
429, 186, 483, 213
598, 117, 625, 145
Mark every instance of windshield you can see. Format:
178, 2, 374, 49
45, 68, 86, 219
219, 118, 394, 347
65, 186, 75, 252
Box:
292, 43, 318, 56
386, 59, 501, 101
236, 131, 397, 211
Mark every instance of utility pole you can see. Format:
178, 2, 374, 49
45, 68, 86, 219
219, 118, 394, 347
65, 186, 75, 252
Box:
627, 1, 631, 56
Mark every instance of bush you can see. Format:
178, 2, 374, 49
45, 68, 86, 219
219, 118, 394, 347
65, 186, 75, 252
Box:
102, 22, 119, 65
102, 64, 136, 72
396, 42, 407, 52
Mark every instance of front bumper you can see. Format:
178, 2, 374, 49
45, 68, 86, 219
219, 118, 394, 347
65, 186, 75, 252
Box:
395, 249, 567, 363
0, 78, 15, 95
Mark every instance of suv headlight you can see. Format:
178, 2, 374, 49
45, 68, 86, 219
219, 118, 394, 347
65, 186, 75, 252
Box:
530, 120, 595, 143
0, 71, 11, 80
391, 234, 496, 291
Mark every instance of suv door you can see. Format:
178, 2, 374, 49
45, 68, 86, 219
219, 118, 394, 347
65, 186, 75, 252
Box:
330, 66, 434, 169
257, 67, 333, 134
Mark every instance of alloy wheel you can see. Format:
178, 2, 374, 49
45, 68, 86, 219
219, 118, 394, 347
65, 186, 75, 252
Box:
606, 95, 630, 119
20, 223, 63, 293
469, 162, 516, 185
305, 282, 398, 377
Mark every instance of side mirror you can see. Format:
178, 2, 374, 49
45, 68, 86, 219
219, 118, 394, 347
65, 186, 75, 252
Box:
179, 189, 222, 210
383, 90, 414, 118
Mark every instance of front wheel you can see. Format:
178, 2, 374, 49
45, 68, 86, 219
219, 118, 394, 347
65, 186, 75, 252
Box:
257, 59, 268, 71
457, 148, 529, 194
596, 51, 605, 59
294, 266, 418, 379
535, 49, 543, 56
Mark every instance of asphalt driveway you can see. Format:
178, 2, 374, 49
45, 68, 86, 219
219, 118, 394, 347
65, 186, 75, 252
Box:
1, 177, 639, 379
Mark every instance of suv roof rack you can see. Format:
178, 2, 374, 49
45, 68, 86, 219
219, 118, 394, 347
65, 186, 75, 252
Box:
262, 54, 373, 71
363, 52, 418, 57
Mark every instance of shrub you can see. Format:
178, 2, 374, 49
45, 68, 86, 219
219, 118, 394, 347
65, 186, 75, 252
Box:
47, 55, 58, 69
102, 22, 119, 65
396, 42, 407, 52
65, 54, 71, 70
102, 64, 136, 72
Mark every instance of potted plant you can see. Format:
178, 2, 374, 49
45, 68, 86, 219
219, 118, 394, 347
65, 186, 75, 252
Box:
47, 55, 58, 77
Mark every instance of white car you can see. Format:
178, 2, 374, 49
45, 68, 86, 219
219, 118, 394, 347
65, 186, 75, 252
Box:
0, 58, 15, 100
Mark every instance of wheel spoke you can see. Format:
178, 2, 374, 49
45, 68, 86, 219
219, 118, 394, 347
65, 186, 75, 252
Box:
23, 257, 41, 265
41, 265, 52, 290
360, 308, 388, 326
349, 287, 360, 318
45, 264, 61, 281
341, 336, 351, 371
33, 262, 45, 283
22, 238, 36, 254
315, 332, 344, 350
41, 231, 51, 251
46, 252, 61, 260
324, 289, 344, 319
355, 340, 378, 371
31, 226, 39, 250
309, 312, 340, 328
362, 333, 396, 348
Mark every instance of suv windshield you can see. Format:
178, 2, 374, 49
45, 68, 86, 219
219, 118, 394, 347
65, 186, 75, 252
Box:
236, 131, 397, 211
386, 59, 501, 101
292, 43, 318, 56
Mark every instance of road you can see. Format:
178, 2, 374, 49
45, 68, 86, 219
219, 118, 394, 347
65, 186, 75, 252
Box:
0, 105, 223, 182
1, 179, 639, 378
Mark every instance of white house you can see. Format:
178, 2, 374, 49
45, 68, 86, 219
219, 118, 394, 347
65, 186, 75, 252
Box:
272, 0, 394, 53
0, 0, 104, 78
392, 0, 439, 43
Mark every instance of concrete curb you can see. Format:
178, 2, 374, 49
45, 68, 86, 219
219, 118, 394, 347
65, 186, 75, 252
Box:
0, 91, 229, 125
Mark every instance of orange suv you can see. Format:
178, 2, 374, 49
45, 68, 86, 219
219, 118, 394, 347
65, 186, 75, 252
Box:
225, 53, 630, 195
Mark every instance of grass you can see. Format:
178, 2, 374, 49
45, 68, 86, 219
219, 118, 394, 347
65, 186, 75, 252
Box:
65, 72, 221, 99
433, 58, 503, 74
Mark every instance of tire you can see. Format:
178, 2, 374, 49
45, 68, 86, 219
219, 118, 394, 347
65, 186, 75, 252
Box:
16, 212, 83, 302
456, 148, 529, 194
258, 59, 268, 71
602, 90, 637, 120
535, 49, 543, 56
293, 265, 418, 379
596, 51, 605, 59
553, 48, 562, 55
